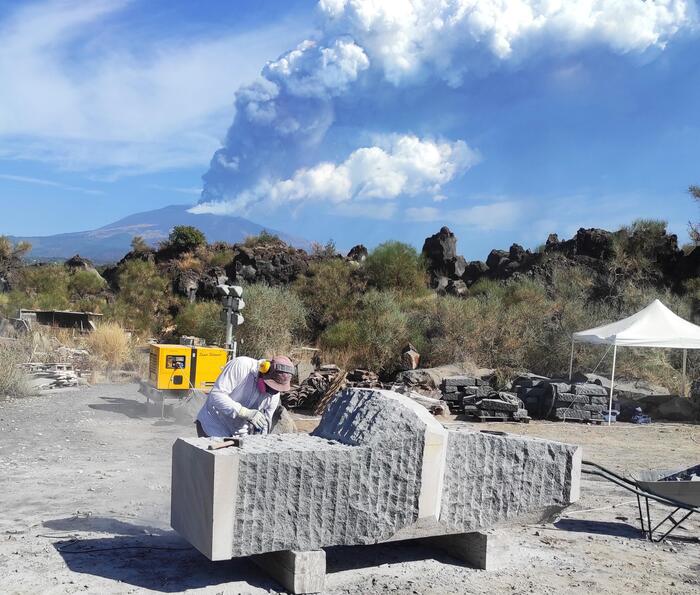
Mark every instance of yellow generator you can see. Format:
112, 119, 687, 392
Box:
140, 283, 245, 416
148, 343, 228, 392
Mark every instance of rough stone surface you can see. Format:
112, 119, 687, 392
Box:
270, 405, 297, 434
476, 385, 493, 398
224, 241, 310, 286
422, 226, 457, 264
225, 389, 430, 556
171, 388, 581, 561
556, 393, 588, 404
443, 376, 476, 387
555, 408, 591, 421
572, 383, 610, 396
229, 433, 408, 556
478, 399, 518, 412
440, 430, 580, 532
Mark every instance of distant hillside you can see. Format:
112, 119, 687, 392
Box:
9, 204, 308, 263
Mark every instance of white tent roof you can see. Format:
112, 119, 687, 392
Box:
572, 299, 700, 349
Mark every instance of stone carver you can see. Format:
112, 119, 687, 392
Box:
174, 387, 582, 562
195, 355, 293, 437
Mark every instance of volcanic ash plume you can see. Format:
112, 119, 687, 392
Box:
197, 0, 695, 214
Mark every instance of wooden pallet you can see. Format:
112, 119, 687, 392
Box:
554, 417, 603, 425
466, 414, 530, 423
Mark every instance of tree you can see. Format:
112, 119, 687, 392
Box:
168, 226, 206, 253
689, 185, 700, 244
130, 235, 150, 254
310, 239, 337, 258
110, 259, 171, 334
0, 236, 31, 275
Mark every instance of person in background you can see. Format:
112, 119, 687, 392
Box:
195, 355, 293, 438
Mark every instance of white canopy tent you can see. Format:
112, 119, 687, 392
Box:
569, 299, 700, 425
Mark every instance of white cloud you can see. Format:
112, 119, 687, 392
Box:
405, 200, 522, 230
193, 135, 479, 215
320, 0, 696, 85
0, 0, 306, 174
0, 173, 103, 195
264, 38, 370, 98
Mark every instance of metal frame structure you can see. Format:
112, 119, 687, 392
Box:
581, 460, 699, 542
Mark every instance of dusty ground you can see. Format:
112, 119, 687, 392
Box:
1, 383, 699, 595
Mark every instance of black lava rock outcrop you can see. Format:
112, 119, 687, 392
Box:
422, 225, 699, 298
347, 244, 368, 262
224, 240, 311, 286
422, 226, 460, 288
65, 254, 96, 271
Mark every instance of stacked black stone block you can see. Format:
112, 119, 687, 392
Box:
441, 376, 490, 414
463, 392, 531, 422
515, 377, 608, 423
441, 377, 530, 422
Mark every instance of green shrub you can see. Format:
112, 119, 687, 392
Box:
320, 319, 361, 351
108, 259, 171, 334
207, 243, 236, 268
13, 265, 71, 310
243, 230, 280, 248
236, 284, 308, 358
467, 278, 505, 299
175, 301, 225, 347
69, 270, 106, 300
292, 259, 362, 330
168, 225, 206, 253
363, 241, 427, 293
421, 295, 477, 366
321, 290, 408, 373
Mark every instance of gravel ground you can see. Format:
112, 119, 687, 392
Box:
0, 384, 698, 594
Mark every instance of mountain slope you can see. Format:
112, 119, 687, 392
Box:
9, 204, 308, 263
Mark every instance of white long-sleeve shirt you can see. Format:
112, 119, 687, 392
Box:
196, 356, 279, 437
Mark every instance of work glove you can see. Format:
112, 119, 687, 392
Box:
237, 406, 267, 431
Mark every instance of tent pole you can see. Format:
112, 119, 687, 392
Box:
682, 349, 687, 398
608, 344, 617, 426
568, 339, 575, 381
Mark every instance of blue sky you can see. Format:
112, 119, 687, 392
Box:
1, 0, 699, 259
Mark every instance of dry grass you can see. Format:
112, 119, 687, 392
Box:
85, 322, 132, 370
174, 252, 204, 273
0, 338, 30, 397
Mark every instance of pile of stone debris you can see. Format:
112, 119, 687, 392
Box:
514, 375, 608, 423
283, 365, 386, 411
440, 375, 530, 422
282, 366, 341, 410
19, 362, 85, 391
283, 365, 456, 418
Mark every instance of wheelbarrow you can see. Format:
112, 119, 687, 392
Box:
581, 460, 700, 542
